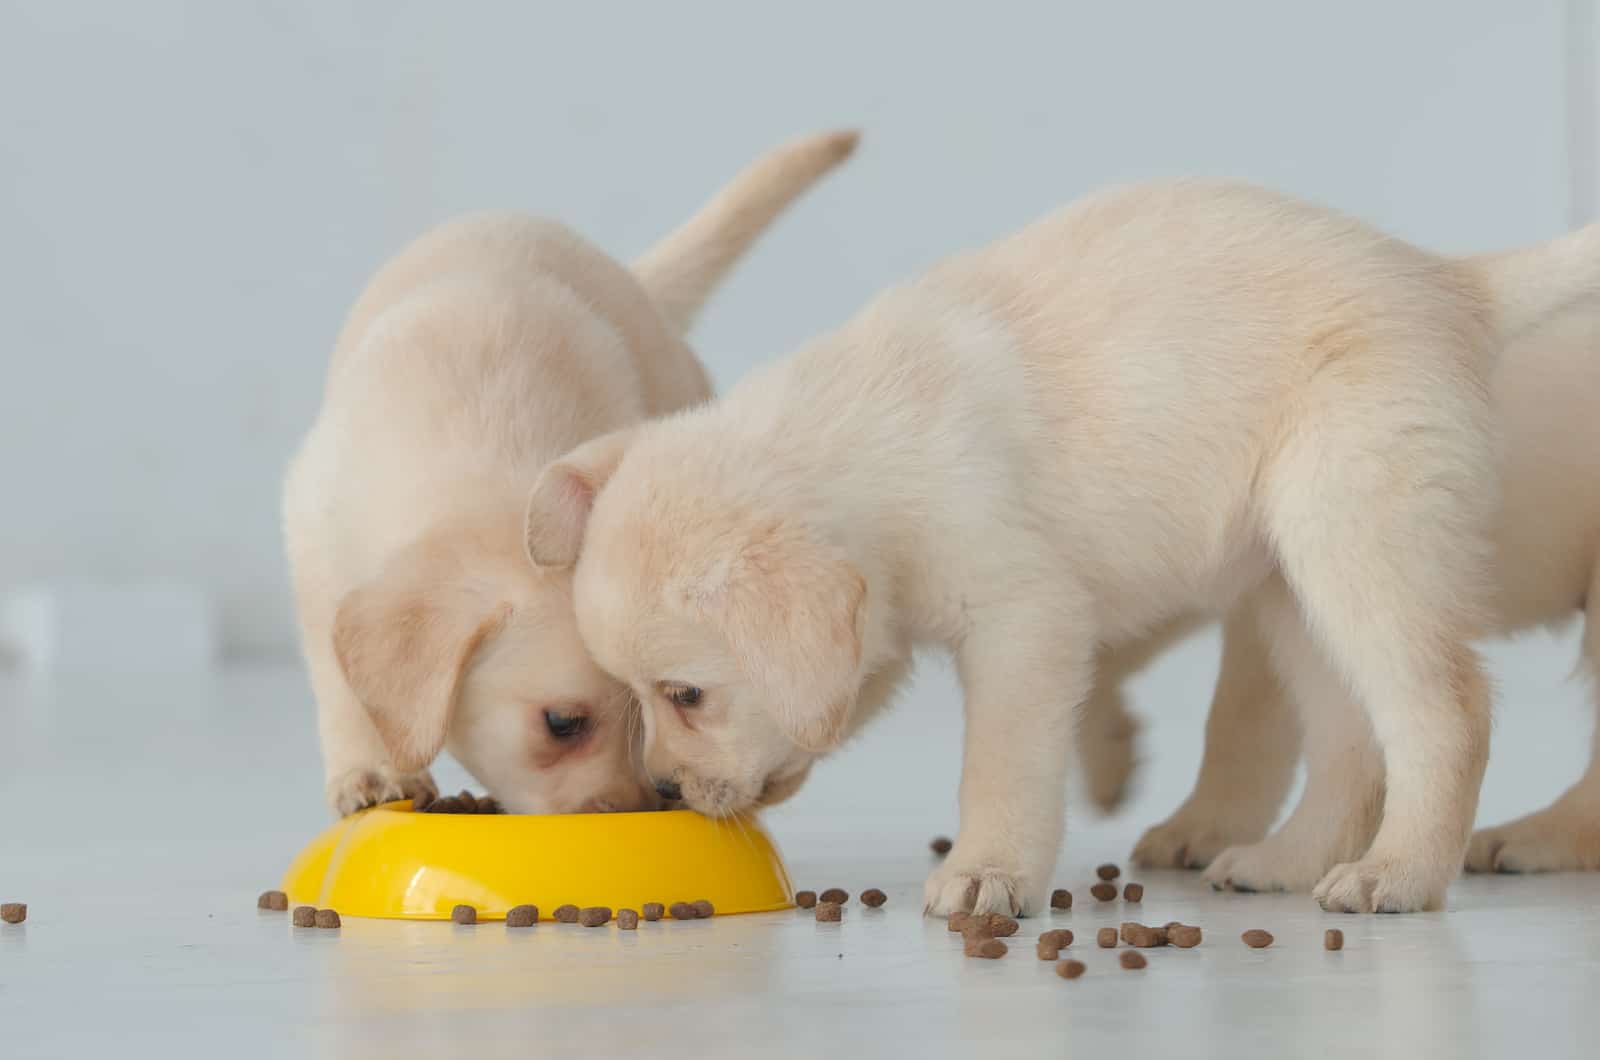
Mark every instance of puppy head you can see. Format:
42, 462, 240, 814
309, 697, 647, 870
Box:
525, 430, 867, 817
332, 533, 655, 814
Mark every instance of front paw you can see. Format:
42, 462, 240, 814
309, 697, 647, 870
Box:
923, 849, 1038, 917
326, 765, 438, 817
1313, 857, 1447, 913
1132, 807, 1264, 870
1466, 806, 1600, 874
1202, 837, 1332, 894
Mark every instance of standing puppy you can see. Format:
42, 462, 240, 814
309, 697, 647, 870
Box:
525, 180, 1600, 913
283, 131, 858, 816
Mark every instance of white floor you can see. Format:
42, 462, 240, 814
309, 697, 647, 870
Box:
3, 632, 1598, 1059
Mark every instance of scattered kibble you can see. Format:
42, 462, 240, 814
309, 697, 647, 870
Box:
819, 888, 849, 905
1170, 925, 1203, 948
579, 907, 612, 928
1037, 940, 1061, 961
690, 900, 714, 919
930, 836, 953, 855
314, 909, 341, 929
1096, 863, 1121, 881
668, 902, 695, 921
815, 901, 842, 922
1090, 882, 1118, 902
965, 937, 1008, 959
1123, 883, 1144, 902
947, 912, 971, 933
1324, 929, 1344, 951
861, 888, 887, 908
417, 791, 503, 814
1056, 959, 1086, 979
456, 790, 479, 812
617, 909, 639, 930
554, 904, 580, 924
257, 890, 288, 912
1039, 929, 1073, 948
451, 904, 477, 925
1, 903, 27, 925
1119, 950, 1147, 970
795, 891, 818, 909
1242, 929, 1274, 949
1050, 889, 1072, 910
292, 906, 317, 927
642, 903, 664, 922
506, 905, 538, 927
984, 915, 1019, 938
1097, 927, 1118, 948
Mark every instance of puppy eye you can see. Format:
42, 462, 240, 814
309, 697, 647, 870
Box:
543, 709, 588, 740
660, 683, 703, 708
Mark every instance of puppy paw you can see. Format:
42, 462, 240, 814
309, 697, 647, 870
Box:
923, 853, 1035, 917
1201, 837, 1331, 893
326, 765, 438, 817
1132, 808, 1263, 870
1313, 858, 1447, 913
1466, 807, 1600, 873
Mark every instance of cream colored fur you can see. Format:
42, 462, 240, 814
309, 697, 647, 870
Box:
1093, 310, 1600, 881
282, 130, 858, 816
526, 179, 1600, 914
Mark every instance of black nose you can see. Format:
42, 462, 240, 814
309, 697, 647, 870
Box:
654, 778, 682, 801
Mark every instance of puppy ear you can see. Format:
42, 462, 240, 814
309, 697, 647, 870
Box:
524, 428, 637, 569
332, 566, 511, 772
717, 528, 867, 753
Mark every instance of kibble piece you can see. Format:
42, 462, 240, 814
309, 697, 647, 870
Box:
795, 890, 818, 909
930, 836, 953, 855
411, 793, 434, 812
1, 903, 27, 925
965, 937, 1008, 959
579, 906, 611, 927
946, 911, 971, 933
691, 899, 715, 919
1163, 921, 1184, 932
641, 902, 665, 921
314, 909, 342, 929
984, 914, 1019, 937
1090, 882, 1118, 902
1170, 925, 1203, 949
426, 796, 460, 813
1242, 929, 1274, 949
1096, 927, 1118, 948
860, 888, 887, 908
815, 901, 842, 922
554, 904, 580, 924
1324, 928, 1344, 951
1119, 921, 1142, 945
451, 904, 477, 925
1038, 928, 1073, 948
1096, 863, 1121, 881
1119, 950, 1147, 970
1056, 959, 1087, 980
478, 797, 502, 815
257, 890, 288, 912
1123, 883, 1144, 902
505, 905, 538, 927
1049, 888, 1072, 910
456, 790, 479, 812
819, 888, 849, 905
1037, 941, 1060, 961
668, 902, 695, 921
617, 908, 640, 930
292, 905, 317, 927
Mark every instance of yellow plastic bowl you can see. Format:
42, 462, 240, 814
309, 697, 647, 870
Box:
281, 801, 793, 921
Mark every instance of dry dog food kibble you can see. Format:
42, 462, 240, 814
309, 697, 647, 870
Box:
2, 903, 27, 924
815, 901, 842, 922
669, 902, 695, 921
1119, 950, 1147, 970
1090, 882, 1118, 902
965, 937, 1008, 959
452, 904, 477, 925
1123, 883, 1144, 902
257, 890, 288, 912
1056, 959, 1087, 980
1050, 888, 1072, 909
617, 909, 640, 930
456, 790, 479, 812
860, 888, 887, 908
947, 912, 971, 933
554, 904, 580, 924
506, 905, 538, 927
1096, 863, 1121, 881
1038, 928, 1073, 948
1097, 927, 1118, 948
1242, 929, 1274, 949
292, 906, 317, 927
579, 907, 611, 927
691, 900, 715, 919
1037, 940, 1061, 961
819, 888, 849, 904
1324, 928, 1344, 951
642, 902, 665, 921
1170, 925, 1203, 949
985, 915, 1020, 938
930, 836, 953, 855
795, 891, 818, 909
315, 909, 341, 929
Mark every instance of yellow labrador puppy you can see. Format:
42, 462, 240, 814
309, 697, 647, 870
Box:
525, 180, 1600, 913
283, 130, 858, 816
1091, 310, 1600, 881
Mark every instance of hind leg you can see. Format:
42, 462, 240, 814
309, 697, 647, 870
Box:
1263, 360, 1495, 912
1467, 570, 1600, 872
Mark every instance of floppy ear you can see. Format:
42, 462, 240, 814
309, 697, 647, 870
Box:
524, 428, 637, 569
714, 527, 867, 753
332, 564, 511, 772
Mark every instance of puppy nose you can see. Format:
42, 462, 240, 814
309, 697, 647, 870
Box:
653, 777, 682, 801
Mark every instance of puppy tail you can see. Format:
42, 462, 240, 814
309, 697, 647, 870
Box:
633, 129, 860, 336
1465, 222, 1600, 343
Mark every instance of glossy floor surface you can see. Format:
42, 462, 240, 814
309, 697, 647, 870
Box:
3, 639, 1597, 1059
